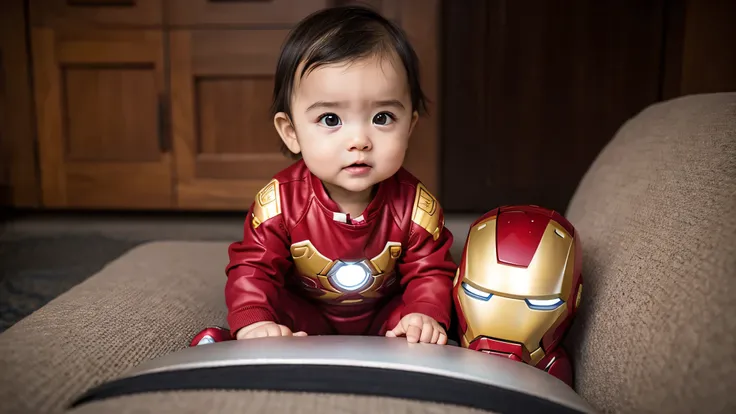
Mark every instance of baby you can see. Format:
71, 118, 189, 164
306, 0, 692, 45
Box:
225, 5, 457, 344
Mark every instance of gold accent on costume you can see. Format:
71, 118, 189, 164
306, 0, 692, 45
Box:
370, 243, 403, 273
457, 215, 578, 365
251, 179, 281, 229
530, 347, 546, 366
457, 289, 567, 365
575, 284, 583, 309
362, 242, 402, 299
289, 240, 402, 304
290, 241, 340, 295
412, 183, 442, 240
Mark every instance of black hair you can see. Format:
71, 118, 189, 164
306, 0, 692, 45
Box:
271, 5, 429, 158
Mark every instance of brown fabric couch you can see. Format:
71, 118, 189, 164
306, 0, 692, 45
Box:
0, 92, 734, 413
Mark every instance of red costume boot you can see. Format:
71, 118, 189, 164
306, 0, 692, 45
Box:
190, 326, 233, 347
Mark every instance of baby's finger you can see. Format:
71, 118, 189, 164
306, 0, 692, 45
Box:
385, 330, 397, 337
266, 324, 285, 337
430, 328, 440, 344
437, 332, 448, 345
389, 322, 407, 337
405, 322, 422, 343
420, 322, 434, 343
278, 325, 294, 336
293, 331, 308, 337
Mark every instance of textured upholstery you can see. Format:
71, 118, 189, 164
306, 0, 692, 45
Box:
564, 93, 736, 413
0, 242, 499, 414
0, 241, 231, 413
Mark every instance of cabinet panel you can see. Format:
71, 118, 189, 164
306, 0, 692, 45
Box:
30, 0, 163, 28
170, 29, 292, 210
31, 28, 173, 209
167, 0, 329, 26
197, 77, 277, 155
64, 66, 161, 162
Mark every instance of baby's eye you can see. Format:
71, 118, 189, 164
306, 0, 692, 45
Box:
318, 113, 341, 127
373, 112, 395, 126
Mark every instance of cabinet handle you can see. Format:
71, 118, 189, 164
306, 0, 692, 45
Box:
157, 96, 170, 153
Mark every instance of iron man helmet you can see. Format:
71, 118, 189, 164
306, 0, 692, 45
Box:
452, 205, 582, 367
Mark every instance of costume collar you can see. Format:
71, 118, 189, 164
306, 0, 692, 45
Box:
309, 171, 388, 224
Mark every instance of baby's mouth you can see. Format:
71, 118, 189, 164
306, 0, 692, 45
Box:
343, 162, 372, 174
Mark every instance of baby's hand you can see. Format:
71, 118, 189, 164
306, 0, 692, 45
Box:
235, 321, 307, 340
385, 313, 447, 345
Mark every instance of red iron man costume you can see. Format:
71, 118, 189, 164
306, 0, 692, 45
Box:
192, 160, 456, 345
452, 205, 583, 387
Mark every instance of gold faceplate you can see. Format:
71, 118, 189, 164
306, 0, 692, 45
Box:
457, 291, 567, 366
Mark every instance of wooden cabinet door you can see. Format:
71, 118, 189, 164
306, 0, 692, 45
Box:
166, 0, 328, 26
31, 28, 173, 208
170, 30, 294, 210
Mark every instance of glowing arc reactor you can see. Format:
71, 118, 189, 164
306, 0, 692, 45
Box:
328, 262, 373, 292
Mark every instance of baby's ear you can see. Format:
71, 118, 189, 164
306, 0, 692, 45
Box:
274, 112, 300, 154
408, 110, 419, 137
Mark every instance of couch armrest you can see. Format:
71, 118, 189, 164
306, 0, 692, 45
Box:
565, 93, 736, 413
0, 241, 230, 414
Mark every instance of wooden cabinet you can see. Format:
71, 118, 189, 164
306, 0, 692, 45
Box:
31, 28, 172, 208
24, 0, 441, 211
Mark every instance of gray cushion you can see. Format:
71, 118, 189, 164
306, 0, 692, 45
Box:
565, 93, 736, 413
0, 241, 230, 413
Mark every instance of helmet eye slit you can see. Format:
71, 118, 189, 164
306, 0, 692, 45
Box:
461, 282, 492, 301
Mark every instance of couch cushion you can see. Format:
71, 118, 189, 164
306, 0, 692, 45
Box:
565, 93, 736, 413
0, 241, 231, 413
0, 240, 520, 414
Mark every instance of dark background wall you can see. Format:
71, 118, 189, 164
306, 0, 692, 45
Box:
440, 0, 735, 214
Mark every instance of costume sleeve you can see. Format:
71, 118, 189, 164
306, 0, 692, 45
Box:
396, 184, 457, 329
224, 179, 291, 336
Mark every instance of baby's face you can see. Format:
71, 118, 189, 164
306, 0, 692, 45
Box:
285, 53, 417, 196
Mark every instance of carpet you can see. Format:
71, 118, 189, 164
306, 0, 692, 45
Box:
0, 234, 145, 333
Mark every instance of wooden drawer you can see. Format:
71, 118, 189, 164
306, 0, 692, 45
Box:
166, 0, 329, 26
30, 0, 163, 28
